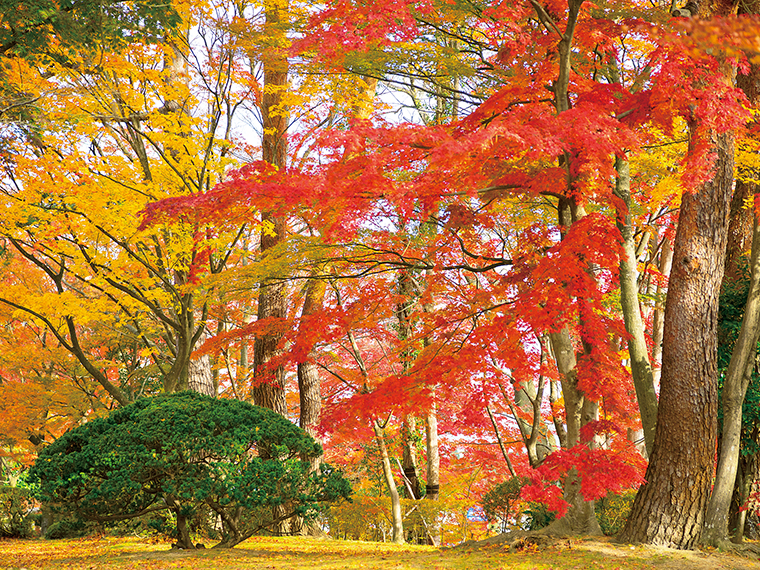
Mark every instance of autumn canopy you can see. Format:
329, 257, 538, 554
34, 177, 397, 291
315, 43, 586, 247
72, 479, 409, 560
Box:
1, 0, 760, 551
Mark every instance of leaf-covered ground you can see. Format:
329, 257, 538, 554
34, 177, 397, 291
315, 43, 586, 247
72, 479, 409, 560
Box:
0, 536, 758, 570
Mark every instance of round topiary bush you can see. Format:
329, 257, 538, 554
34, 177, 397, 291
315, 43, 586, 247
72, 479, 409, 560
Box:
29, 392, 351, 548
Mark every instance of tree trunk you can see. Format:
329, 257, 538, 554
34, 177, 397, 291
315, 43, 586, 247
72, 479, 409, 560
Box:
729, 442, 760, 543
422, 289, 441, 545
425, 401, 441, 545
509, 339, 557, 466
619, 130, 734, 549
703, 213, 760, 545
396, 270, 422, 501
298, 278, 325, 442
295, 279, 324, 536
253, 0, 289, 418
614, 156, 658, 456
549, 328, 583, 448
401, 418, 422, 499
546, 329, 602, 536
188, 327, 216, 396
651, 237, 674, 384
373, 421, 405, 544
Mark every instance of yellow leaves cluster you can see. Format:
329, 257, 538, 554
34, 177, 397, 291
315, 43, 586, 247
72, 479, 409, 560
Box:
630, 125, 688, 211
737, 135, 760, 185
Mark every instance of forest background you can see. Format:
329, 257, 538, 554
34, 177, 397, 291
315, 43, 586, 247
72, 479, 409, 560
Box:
1, 0, 760, 552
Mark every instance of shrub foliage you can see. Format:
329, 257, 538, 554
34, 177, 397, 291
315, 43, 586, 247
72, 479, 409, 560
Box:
29, 392, 351, 548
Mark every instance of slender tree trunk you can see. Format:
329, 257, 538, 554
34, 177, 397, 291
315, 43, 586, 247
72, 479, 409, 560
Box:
619, 130, 734, 549
424, 401, 441, 545
723, 37, 760, 544
547, 329, 603, 536
651, 237, 673, 384
401, 418, 421, 499
729, 442, 760, 543
396, 270, 422, 502
421, 288, 441, 544
614, 157, 658, 456
509, 338, 556, 466
373, 421, 405, 544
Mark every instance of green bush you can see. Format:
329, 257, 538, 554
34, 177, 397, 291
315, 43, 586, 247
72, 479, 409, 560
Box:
524, 502, 556, 530
481, 477, 527, 534
0, 485, 36, 538
43, 517, 90, 539
595, 490, 636, 536
29, 392, 351, 548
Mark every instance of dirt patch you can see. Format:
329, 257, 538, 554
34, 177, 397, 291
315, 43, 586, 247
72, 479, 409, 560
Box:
465, 535, 760, 570
578, 538, 760, 570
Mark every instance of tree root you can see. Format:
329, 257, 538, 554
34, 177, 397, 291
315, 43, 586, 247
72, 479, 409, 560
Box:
706, 538, 760, 557
456, 530, 576, 552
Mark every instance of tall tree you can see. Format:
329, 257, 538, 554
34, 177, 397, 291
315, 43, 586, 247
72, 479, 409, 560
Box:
619, 0, 751, 549
251, 0, 290, 416
0, 0, 256, 404
703, 12, 760, 543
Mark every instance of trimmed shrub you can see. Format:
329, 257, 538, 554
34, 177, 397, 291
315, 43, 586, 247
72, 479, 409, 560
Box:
29, 392, 351, 548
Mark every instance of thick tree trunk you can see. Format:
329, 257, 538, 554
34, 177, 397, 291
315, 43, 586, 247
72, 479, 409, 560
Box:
188, 327, 216, 396
619, 130, 734, 549
614, 157, 658, 456
295, 279, 324, 536
703, 212, 760, 545
253, 0, 289, 418
298, 278, 325, 441
188, 352, 215, 396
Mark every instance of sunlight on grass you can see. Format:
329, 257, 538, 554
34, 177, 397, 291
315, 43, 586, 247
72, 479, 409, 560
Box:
0, 536, 662, 570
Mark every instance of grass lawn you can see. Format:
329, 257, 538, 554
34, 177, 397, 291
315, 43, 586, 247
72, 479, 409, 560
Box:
0, 535, 758, 570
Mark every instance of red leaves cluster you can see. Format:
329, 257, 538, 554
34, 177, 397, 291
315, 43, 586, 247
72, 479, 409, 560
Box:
522, 437, 647, 517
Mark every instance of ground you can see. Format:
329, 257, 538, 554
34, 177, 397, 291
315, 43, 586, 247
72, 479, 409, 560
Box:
0, 535, 759, 569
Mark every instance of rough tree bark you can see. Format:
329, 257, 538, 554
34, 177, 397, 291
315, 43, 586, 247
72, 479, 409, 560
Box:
298, 278, 325, 443
702, 217, 760, 546
253, 0, 289, 417
703, 45, 760, 545
618, 129, 734, 548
